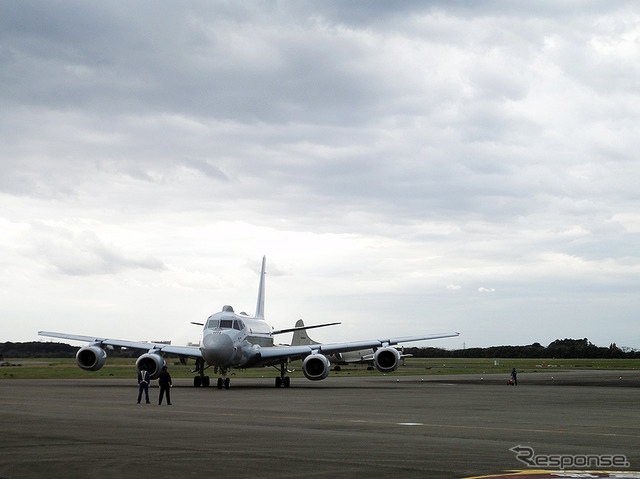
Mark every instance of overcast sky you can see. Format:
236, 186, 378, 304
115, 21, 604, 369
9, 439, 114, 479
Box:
2, 1, 639, 350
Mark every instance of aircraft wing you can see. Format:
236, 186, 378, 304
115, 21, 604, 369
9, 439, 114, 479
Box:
257, 332, 460, 363
38, 331, 203, 359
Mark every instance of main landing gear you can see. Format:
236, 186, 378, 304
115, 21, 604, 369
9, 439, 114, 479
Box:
192, 359, 292, 389
194, 375, 210, 387
193, 358, 211, 387
275, 359, 291, 388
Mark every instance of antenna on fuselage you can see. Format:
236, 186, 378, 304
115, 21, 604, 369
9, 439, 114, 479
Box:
255, 256, 266, 318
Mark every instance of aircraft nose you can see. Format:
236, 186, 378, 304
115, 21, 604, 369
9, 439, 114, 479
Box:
202, 333, 234, 366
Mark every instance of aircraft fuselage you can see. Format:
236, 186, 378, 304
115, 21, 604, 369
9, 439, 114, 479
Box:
200, 306, 273, 369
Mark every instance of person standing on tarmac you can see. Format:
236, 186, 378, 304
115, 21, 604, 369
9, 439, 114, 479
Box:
137, 366, 151, 404
158, 366, 172, 405
510, 368, 518, 386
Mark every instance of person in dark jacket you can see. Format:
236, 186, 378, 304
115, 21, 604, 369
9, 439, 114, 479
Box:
137, 366, 150, 404
510, 368, 518, 386
158, 366, 172, 405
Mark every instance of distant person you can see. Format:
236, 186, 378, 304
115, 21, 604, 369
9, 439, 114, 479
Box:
137, 366, 150, 404
158, 366, 172, 405
510, 368, 518, 386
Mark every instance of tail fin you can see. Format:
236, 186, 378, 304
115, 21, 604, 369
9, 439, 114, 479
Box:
255, 256, 266, 318
290, 319, 319, 346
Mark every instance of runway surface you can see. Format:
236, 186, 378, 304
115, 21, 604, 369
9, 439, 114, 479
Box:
1, 370, 639, 479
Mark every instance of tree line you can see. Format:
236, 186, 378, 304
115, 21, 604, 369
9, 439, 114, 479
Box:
0, 341, 137, 359
1, 338, 638, 360
405, 338, 640, 359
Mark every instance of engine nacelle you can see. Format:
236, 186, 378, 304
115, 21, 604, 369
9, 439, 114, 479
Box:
76, 345, 107, 371
136, 353, 166, 379
373, 347, 401, 373
302, 353, 331, 381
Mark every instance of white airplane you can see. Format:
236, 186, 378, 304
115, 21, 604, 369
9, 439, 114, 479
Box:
39, 256, 459, 389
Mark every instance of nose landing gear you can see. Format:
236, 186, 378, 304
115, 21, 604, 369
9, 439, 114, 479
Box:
217, 376, 231, 389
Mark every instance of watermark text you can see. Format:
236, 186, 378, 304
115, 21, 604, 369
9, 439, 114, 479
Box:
510, 445, 630, 469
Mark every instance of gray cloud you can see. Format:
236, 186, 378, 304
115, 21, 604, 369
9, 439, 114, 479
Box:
1, 1, 639, 348
28, 222, 165, 276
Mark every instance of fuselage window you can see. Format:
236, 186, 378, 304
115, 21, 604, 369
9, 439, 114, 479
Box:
220, 319, 233, 329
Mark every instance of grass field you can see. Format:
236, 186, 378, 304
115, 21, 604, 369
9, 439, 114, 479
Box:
2, 357, 639, 380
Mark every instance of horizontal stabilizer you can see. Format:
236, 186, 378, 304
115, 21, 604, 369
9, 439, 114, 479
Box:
272, 322, 340, 335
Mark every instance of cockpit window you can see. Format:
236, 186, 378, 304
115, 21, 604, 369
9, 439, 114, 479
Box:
219, 319, 233, 329
206, 319, 219, 329
206, 318, 243, 330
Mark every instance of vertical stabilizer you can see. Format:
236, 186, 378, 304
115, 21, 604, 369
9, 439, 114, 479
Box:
255, 256, 266, 318
291, 319, 320, 346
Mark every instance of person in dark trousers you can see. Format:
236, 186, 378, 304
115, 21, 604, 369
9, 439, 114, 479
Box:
158, 366, 172, 405
510, 368, 518, 386
137, 366, 150, 404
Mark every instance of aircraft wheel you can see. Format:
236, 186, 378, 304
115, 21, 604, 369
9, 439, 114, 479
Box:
217, 378, 223, 389
194, 376, 202, 387
284, 377, 290, 388
275, 377, 282, 388
202, 376, 210, 388
224, 378, 230, 389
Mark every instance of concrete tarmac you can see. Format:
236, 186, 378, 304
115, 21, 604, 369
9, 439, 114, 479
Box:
1, 370, 639, 479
